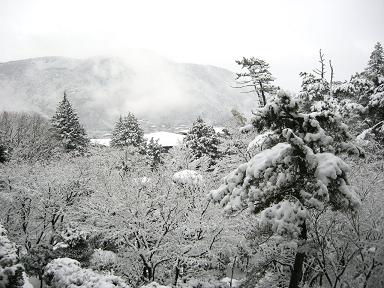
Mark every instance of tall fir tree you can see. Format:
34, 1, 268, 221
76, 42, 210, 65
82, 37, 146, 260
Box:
110, 113, 145, 148
356, 42, 384, 143
365, 42, 384, 87
51, 92, 88, 153
145, 137, 164, 170
184, 117, 220, 161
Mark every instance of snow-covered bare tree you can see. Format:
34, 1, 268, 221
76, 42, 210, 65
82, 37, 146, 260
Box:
235, 57, 276, 107
0, 111, 58, 162
73, 162, 226, 286
51, 92, 88, 153
210, 91, 362, 288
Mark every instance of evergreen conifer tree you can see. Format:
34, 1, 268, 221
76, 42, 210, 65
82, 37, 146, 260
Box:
356, 42, 384, 143
365, 42, 384, 87
184, 117, 220, 161
210, 91, 362, 288
51, 92, 88, 153
110, 113, 145, 148
145, 137, 164, 170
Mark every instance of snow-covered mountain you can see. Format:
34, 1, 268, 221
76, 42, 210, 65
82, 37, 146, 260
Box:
0, 51, 257, 136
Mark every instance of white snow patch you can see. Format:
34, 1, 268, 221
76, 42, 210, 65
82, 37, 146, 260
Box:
247, 131, 274, 151
90, 138, 111, 146
220, 277, 242, 288
141, 282, 171, 288
90, 131, 185, 147
315, 153, 349, 186
214, 126, 226, 134
144, 131, 184, 147
173, 170, 203, 186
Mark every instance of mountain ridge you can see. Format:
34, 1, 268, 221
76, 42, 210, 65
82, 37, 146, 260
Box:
0, 52, 257, 136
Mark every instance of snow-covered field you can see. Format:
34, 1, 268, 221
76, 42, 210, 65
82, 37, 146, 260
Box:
91, 131, 185, 147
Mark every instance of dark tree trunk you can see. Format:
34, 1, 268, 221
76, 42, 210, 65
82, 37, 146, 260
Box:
143, 265, 152, 282
258, 81, 267, 107
230, 256, 237, 288
173, 265, 180, 287
140, 255, 153, 282
260, 90, 267, 107
289, 221, 307, 288
39, 274, 43, 288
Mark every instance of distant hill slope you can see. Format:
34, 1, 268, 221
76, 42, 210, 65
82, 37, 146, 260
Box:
0, 51, 257, 136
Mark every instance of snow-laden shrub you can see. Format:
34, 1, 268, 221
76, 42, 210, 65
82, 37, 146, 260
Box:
0, 224, 32, 288
90, 249, 117, 271
44, 258, 129, 288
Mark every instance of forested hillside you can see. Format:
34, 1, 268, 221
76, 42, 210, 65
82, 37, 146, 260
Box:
0, 52, 256, 135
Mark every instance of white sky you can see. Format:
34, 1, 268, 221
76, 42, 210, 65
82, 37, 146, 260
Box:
1, 0, 383, 91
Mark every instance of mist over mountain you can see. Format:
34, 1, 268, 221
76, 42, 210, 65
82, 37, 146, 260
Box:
0, 50, 257, 136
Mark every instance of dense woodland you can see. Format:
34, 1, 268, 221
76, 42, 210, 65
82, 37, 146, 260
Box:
1, 43, 384, 288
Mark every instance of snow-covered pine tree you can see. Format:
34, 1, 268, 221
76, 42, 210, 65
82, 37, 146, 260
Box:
184, 117, 220, 162
298, 71, 330, 108
354, 42, 384, 144
51, 92, 88, 153
297, 51, 366, 135
210, 91, 362, 288
365, 82, 384, 143
235, 57, 276, 107
145, 137, 164, 170
365, 42, 384, 87
110, 113, 145, 149
110, 116, 124, 147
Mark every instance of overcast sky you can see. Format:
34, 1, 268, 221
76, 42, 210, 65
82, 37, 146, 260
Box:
1, 0, 383, 91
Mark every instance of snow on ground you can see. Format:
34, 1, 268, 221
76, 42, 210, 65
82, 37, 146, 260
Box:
141, 282, 171, 288
90, 131, 185, 147
178, 127, 226, 135
90, 138, 111, 146
144, 131, 184, 147
214, 126, 225, 134
173, 170, 203, 185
